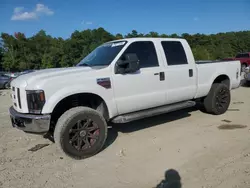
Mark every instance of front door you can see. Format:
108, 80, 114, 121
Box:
112, 41, 166, 115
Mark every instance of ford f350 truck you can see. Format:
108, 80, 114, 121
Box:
9, 38, 241, 159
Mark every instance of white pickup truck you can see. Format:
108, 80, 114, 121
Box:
9, 38, 241, 159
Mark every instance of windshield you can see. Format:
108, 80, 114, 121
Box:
77, 41, 127, 67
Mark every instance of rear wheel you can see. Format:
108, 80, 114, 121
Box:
245, 81, 250, 87
54, 107, 108, 159
203, 83, 231, 115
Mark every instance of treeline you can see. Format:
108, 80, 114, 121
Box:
0, 28, 250, 71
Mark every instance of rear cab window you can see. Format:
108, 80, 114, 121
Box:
161, 41, 188, 66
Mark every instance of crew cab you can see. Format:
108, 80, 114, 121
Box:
9, 38, 241, 159
223, 52, 250, 71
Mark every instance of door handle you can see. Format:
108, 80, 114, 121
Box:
154, 72, 165, 81
189, 69, 193, 77
159, 72, 165, 81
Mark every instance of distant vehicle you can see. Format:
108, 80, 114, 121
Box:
223, 52, 250, 71
20, 70, 35, 75
9, 38, 241, 159
4, 72, 20, 78
1, 70, 35, 88
0, 73, 12, 89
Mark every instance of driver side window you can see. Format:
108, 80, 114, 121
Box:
120, 41, 159, 68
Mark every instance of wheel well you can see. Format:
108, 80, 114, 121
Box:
213, 75, 230, 88
49, 93, 109, 132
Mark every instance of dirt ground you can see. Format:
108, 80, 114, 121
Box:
0, 85, 250, 188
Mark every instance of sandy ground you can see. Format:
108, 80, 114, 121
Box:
0, 85, 250, 188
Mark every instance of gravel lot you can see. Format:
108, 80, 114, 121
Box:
0, 85, 250, 188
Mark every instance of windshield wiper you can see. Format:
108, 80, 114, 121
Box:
77, 63, 91, 67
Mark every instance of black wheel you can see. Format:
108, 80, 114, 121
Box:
54, 107, 108, 159
245, 81, 250, 87
195, 100, 207, 113
203, 83, 231, 115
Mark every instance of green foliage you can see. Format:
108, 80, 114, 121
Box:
0, 40, 4, 71
0, 28, 250, 71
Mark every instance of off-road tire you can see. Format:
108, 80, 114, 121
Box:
54, 107, 108, 159
203, 83, 231, 115
245, 81, 250, 87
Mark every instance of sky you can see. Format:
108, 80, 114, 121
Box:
0, 0, 250, 39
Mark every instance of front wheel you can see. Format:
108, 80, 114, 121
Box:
54, 107, 108, 159
203, 83, 231, 115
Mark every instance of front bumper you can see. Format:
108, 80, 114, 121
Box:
9, 106, 51, 133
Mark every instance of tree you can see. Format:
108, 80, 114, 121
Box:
1, 33, 19, 71
0, 47, 3, 71
0, 28, 249, 71
115, 33, 123, 39
0, 38, 3, 70
192, 46, 211, 60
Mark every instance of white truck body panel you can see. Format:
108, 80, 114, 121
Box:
196, 61, 240, 98
11, 66, 118, 117
10, 38, 241, 119
112, 66, 166, 115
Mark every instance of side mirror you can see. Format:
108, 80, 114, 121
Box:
115, 53, 140, 74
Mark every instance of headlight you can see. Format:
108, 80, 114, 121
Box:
26, 90, 45, 114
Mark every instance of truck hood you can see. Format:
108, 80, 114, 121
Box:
11, 66, 97, 88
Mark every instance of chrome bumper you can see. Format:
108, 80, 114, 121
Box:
9, 106, 51, 133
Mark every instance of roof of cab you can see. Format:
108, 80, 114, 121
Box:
108, 37, 187, 43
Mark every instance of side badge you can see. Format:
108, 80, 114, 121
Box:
97, 77, 111, 89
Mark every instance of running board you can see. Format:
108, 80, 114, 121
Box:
111, 101, 196, 123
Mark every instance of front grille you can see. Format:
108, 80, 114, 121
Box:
17, 88, 22, 109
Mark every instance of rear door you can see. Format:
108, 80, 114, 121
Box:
112, 41, 166, 115
160, 40, 197, 104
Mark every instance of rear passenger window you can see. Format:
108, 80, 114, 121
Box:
121, 41, 159, 68
161, 41, 188, 65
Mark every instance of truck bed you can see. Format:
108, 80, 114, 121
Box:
195, 60, 227, 64
194, 59, 241, 99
